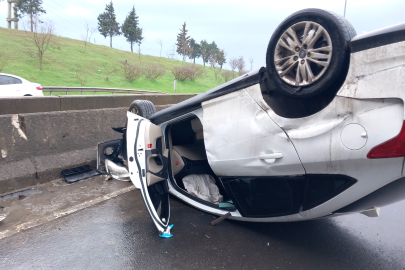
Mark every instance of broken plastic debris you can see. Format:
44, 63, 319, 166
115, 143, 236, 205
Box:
159, 224, 174, 238
61, 165, 100, 183
219, 201, 234, 208
0, 215, 6, 222
211, 212, 231, 226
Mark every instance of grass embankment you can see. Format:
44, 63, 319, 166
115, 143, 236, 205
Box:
0, 27, 231, 95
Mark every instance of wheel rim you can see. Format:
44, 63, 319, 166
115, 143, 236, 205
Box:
274, 21, 333, 87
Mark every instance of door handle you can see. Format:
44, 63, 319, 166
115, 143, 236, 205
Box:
259, 153, 283, 164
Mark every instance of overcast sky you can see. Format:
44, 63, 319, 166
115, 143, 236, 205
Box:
1, 0, 405, 70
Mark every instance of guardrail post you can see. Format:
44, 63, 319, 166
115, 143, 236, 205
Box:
66, 91, 68, 95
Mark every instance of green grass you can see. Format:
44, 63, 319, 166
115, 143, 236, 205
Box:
0, 27, 233, 94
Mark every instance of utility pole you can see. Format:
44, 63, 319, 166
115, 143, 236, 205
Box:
344, 0, 348, 17
6, 0, 18, 29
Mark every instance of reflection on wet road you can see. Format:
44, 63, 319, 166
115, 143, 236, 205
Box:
0, 190, 404, 269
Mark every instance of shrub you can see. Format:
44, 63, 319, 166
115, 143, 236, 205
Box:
121, 61, 143, 82
103, 68, 117, 81
143, 64, 166, 80
188, 64, 205, 81
221, 70, 234, 82
238, 69, 248, 76
171, 66, 189, 81
171, 64, 206, 81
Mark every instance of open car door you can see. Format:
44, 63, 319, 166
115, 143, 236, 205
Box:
126, 111, 172, 237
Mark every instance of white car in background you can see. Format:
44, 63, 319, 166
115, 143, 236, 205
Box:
0, 73, 43, 97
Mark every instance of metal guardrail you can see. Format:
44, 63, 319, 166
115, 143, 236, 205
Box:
42, 86, 166, 95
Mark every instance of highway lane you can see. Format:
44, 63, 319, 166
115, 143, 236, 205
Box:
0, 189, 404, 269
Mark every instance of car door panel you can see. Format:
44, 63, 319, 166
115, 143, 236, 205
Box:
126, 111, 171, 236
202, 85, 305, 177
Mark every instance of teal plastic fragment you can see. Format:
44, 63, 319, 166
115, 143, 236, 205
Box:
219, 201, 234, 208
159, 233, 173, 238
159, 224, 174, 238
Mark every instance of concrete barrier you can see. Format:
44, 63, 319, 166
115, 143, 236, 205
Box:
0, 105, 178, 195
0, 94, 196, 115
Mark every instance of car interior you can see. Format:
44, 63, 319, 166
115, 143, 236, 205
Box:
166, 116, 234, 209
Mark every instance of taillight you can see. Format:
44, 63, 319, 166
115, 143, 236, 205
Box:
36, 86, 42, 90
367, 121, 405, 159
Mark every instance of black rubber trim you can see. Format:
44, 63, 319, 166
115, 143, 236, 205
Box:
220, 176, 306, 218
350, 22, 405, 53
220, 174, 357, 218
149, 67, 266, 125
134, 119, 167, 231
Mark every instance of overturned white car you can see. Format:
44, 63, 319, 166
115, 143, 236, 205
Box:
98, 9, 405, 237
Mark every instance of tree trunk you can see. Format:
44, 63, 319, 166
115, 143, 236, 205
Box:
131, 42, 133, 53
110, 35, 112, 48
30, 14, 33, 32
39, 56, 42, 71
193, 58, 195, 64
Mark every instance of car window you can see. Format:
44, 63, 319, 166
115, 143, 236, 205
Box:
13, 77, 22, 84
0, 75, 22, 85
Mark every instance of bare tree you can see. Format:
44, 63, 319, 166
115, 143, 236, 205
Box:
209, 55, 221, 82
89, 26, 97, 43
75, 66, 87, 86
229, 58, 238, 78
82, 22, 90, 54
23, 18, 55, 71
82, 23, 97, 52
102, 63, 117, 81
237, 56, 246, 75
249, 57, 253, 71
157, 38, 163, 59
137, 44, 141, 63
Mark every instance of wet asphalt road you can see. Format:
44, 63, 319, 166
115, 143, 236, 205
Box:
0, 189, 404, 270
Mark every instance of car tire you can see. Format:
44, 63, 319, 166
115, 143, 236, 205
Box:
266, 8, 356, 98
128, 100, 156, 119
